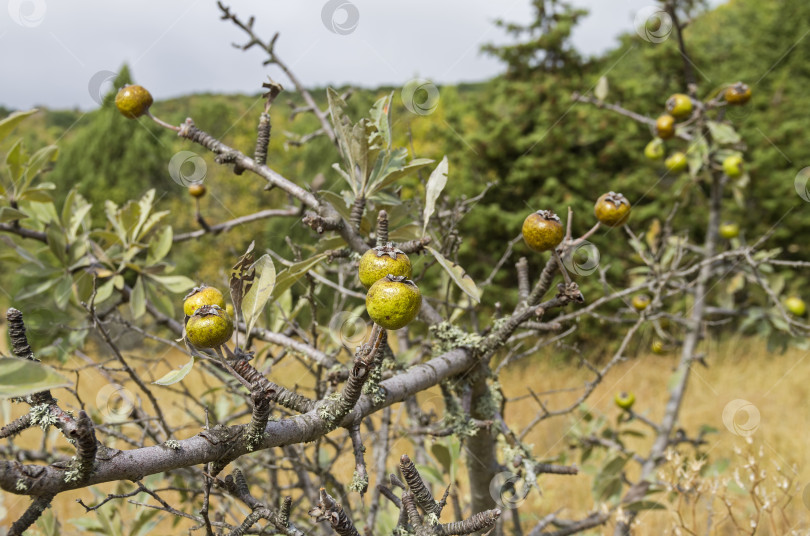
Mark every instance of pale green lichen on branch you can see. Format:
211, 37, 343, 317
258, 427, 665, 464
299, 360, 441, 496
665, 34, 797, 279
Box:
430, 322, 484, 355
29, 403, 57, 430
348, 471, 368, 492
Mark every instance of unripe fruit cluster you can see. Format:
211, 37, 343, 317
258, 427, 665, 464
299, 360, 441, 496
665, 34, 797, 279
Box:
183, 286, 234, 348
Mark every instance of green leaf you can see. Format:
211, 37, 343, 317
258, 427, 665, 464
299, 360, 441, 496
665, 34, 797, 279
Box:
146, 274, 196, 294
46, 224, 67, 265
423, 156, 448, 236
368, 156, 434, 196
271, 253, 327, 299
21, 144, 58, 192
153, 357, 195, 386
242, 254, 276, 337
369, 92, 394, 149
623, 500, 665, 512
686, 138, 708, 178
707, 120, 741, 144
54, 275, 73, 310
0, 109, 38, 145
431, 443, 452, 473
0, 357, 70, 398
595, 76, 609, 101
327, 88, 359, 196
426, 246, 481, 304
6, 139, 24, 185
130, 276, 146, 319
0, 206, 27, 223
147, 226, 172, 265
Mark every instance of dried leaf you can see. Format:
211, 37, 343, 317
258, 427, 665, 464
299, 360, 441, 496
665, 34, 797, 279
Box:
153, 357, 194, 386
427, 246, 481, 304
242, 254, 276, 337
423, 156, 448, 236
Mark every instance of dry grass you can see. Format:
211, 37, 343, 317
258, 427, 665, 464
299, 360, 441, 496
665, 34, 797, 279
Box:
3, 334, 810, 534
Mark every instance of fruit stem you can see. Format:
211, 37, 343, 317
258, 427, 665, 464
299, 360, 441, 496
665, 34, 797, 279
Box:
146, 111, 180, 132
553, 250, 572, 286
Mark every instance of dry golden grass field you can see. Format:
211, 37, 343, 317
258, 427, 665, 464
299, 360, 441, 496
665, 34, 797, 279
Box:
3, 334, 810, 535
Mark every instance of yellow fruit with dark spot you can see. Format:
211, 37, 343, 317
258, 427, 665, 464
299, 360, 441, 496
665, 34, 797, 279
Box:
183, 285, 226, 317
784, 296, 806, 317
186, 305, 233, 348
665, 152, 688, 173
594, 192, 631, 227
632, 294, 651, 312
365, 275, 421, 330
614, 391, 635, 411
189, 183, 206, 197
522, 210, 564, 252
724, 82, 751, 105
655, 114, 676, 139
358, 244, 411, 289
115, 85, 153, 119
719, 222, 739, 239
722, 155, 743, 178
651, 339, 665, 354
666, 93, 693, 120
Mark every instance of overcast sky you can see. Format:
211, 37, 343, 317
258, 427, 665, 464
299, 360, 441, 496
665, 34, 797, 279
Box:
0, 0, 722, 110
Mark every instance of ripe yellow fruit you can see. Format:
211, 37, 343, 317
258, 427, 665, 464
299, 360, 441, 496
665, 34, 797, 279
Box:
188, 183, 206, 198
666, 93, 693, 120
358, 244, 412, 289
186, 305, 234, 348
631, 294, 651, 312
614, 391, 635, 411
655, 114, 676, 140
522, 210, 564, 252
665, 152, 688, 173
183, 285, 226, 317
594, 192, 631, 228
784, 296, 806, 317
718, 222, 739, 239
115, 85, 153, 119
365, 275, 422, 330
724, 82, 751, 105
722, 155, 743, 178
651, 339, 665, 354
